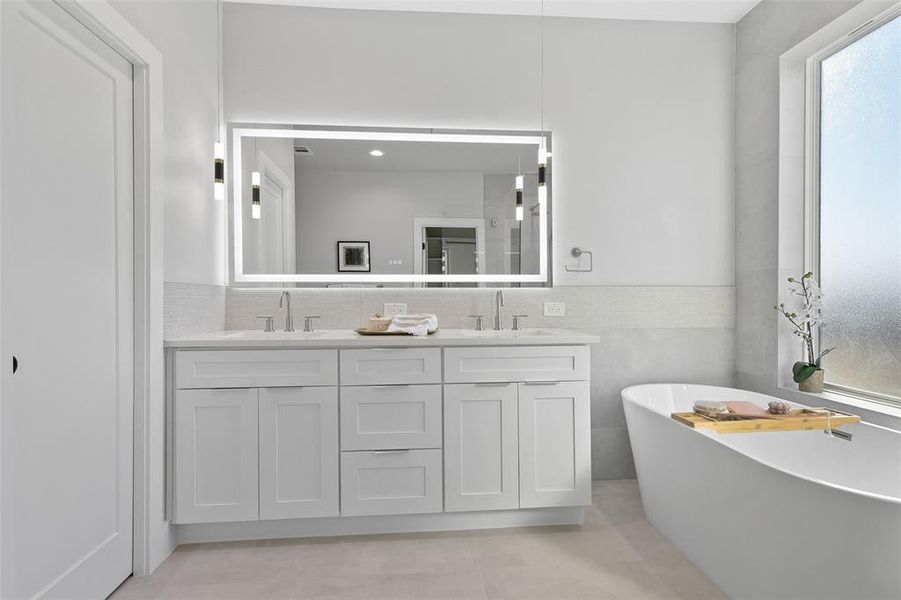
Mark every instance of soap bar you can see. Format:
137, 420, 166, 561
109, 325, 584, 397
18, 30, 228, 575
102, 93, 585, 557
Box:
366, 315, 392, 332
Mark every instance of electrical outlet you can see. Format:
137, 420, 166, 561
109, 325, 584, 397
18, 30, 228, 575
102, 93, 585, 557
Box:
544, 302, 565, 317
383, 303, 407, 318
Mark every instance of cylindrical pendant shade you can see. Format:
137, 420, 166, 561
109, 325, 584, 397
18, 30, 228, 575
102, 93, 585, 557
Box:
251, 170, 261, 219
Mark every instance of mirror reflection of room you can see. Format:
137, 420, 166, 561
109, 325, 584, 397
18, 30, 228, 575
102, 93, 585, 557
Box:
239, 135, 544, 285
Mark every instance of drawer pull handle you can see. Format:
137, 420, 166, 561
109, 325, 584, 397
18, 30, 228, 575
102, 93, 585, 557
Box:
374, 384, 411, 389
523, 381, 559, 386
372, 449, 411, 455
475, 382, 511, 387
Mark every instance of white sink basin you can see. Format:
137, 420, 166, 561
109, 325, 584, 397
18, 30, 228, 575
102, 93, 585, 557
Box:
459, 329, 557, 338
221, 330, 326, 340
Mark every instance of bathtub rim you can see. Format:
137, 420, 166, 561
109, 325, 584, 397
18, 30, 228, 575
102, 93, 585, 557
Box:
622, 383, 901, 506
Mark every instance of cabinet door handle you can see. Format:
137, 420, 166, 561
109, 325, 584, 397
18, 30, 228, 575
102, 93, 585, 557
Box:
372, 449, 411, 455
12, 356, 18, 374
475, 382, 510, 387
523, 381, 558, 386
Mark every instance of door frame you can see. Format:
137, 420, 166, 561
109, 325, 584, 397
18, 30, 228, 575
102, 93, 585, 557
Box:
412, 217, 486, 278
0, 0, 167, 579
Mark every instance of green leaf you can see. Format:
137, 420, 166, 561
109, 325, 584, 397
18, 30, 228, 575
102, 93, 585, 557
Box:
792, 362, 818, 383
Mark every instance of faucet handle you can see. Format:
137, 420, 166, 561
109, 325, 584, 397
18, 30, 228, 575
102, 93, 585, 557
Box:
256, 316, 275, 333
303, 315, 321, 332
512, 315, 528, 331
468, 315, 484, 331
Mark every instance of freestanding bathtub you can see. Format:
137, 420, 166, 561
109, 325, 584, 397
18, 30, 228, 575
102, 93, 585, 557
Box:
622, 384, 901, 600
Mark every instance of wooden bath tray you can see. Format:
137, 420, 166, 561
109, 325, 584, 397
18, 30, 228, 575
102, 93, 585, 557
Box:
672, 408, 860, 433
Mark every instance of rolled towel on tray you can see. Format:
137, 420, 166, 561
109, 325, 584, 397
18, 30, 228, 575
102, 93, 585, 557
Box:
693, 400, 729, 418
386, 314, 439, 337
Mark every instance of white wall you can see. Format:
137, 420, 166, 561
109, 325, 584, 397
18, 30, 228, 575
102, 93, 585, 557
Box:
294, 169, 484, 274
113, 0, 225, 286
109, 0, 224, 573
224, 3, 735, 286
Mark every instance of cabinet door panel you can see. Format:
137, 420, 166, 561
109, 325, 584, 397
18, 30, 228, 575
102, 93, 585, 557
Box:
444, 384, 518, 512
259, 387, 339, 520
518, 381, 591, 508
175, 388, 259, 524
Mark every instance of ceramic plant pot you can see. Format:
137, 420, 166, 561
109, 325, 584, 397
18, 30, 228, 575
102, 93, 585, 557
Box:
799, 369, 825, 393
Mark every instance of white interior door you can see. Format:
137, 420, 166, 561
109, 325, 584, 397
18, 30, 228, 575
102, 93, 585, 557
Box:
258, 151, 295, 274
1, 1, 134, 597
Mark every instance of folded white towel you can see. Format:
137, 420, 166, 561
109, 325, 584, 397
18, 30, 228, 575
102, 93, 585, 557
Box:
386, 313, 439, 337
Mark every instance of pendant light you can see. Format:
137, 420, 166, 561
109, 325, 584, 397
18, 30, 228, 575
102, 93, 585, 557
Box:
213, 0, 224, 200
537, 0, 551, 190
251, 171, 261, 219
515, 174, 524, 221
518, 0, 551, 219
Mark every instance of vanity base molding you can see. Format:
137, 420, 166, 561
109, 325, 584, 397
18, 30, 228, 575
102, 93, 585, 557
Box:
177, 506, 584, 545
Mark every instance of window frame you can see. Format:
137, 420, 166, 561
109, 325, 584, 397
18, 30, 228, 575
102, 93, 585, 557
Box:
803, 6, 901, 405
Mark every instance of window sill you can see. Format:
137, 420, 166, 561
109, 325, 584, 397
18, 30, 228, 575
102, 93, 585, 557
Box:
778, 384, 901, 424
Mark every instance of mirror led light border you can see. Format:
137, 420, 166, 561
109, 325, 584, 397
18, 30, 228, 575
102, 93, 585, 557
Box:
231, 126, 551, 284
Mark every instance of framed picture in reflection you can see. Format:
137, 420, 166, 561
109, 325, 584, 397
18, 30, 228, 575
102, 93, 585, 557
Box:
337, 241, 371, 272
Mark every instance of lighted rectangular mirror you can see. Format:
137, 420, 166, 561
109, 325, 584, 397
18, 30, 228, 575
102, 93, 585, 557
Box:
229, 125, 552, 287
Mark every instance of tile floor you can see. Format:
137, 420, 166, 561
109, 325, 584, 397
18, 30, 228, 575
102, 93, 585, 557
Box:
111, 480, 725, 600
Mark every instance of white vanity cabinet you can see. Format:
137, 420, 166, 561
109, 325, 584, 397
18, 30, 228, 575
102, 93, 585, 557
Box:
442, 346, 592, 512
172, 349, 339, 524
168, 333, 596, 536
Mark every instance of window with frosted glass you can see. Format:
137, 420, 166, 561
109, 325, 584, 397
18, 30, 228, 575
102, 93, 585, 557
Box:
818, 15, 901, 400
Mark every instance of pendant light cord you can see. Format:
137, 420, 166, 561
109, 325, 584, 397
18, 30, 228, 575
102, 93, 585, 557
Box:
216, 0, 223, 141
539, 0, 544, 134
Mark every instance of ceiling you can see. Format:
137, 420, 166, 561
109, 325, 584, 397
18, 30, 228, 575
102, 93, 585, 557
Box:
279, 137, 539, 173
226, 0, 762, 24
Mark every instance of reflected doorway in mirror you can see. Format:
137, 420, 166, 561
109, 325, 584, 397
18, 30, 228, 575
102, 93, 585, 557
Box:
337, 241, 371, 272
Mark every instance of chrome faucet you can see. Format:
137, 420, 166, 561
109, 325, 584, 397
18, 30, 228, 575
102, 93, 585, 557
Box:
279, 291, 294, 332
494, 290, 505, 331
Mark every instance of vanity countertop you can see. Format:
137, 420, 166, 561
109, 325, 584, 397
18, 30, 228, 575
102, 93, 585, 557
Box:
165, 328, 600, 349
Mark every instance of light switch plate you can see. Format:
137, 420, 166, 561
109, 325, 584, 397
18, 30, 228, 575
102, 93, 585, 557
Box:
544, 302, 566, 317
384, 303, 407, 318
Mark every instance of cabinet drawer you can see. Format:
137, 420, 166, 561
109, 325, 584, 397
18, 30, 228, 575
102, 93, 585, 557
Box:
444, 346, 590, 383
340, 449, 443, 516
340, 348, 441, 385
340, 385, 442, 450
175, 349, 338, 389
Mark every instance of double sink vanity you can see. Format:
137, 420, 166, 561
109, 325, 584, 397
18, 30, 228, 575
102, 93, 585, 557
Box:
166, 327, 598, 541
165, 123, 588, 540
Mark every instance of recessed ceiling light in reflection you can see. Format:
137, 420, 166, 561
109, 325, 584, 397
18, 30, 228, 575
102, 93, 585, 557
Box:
370, 149, 384, 157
